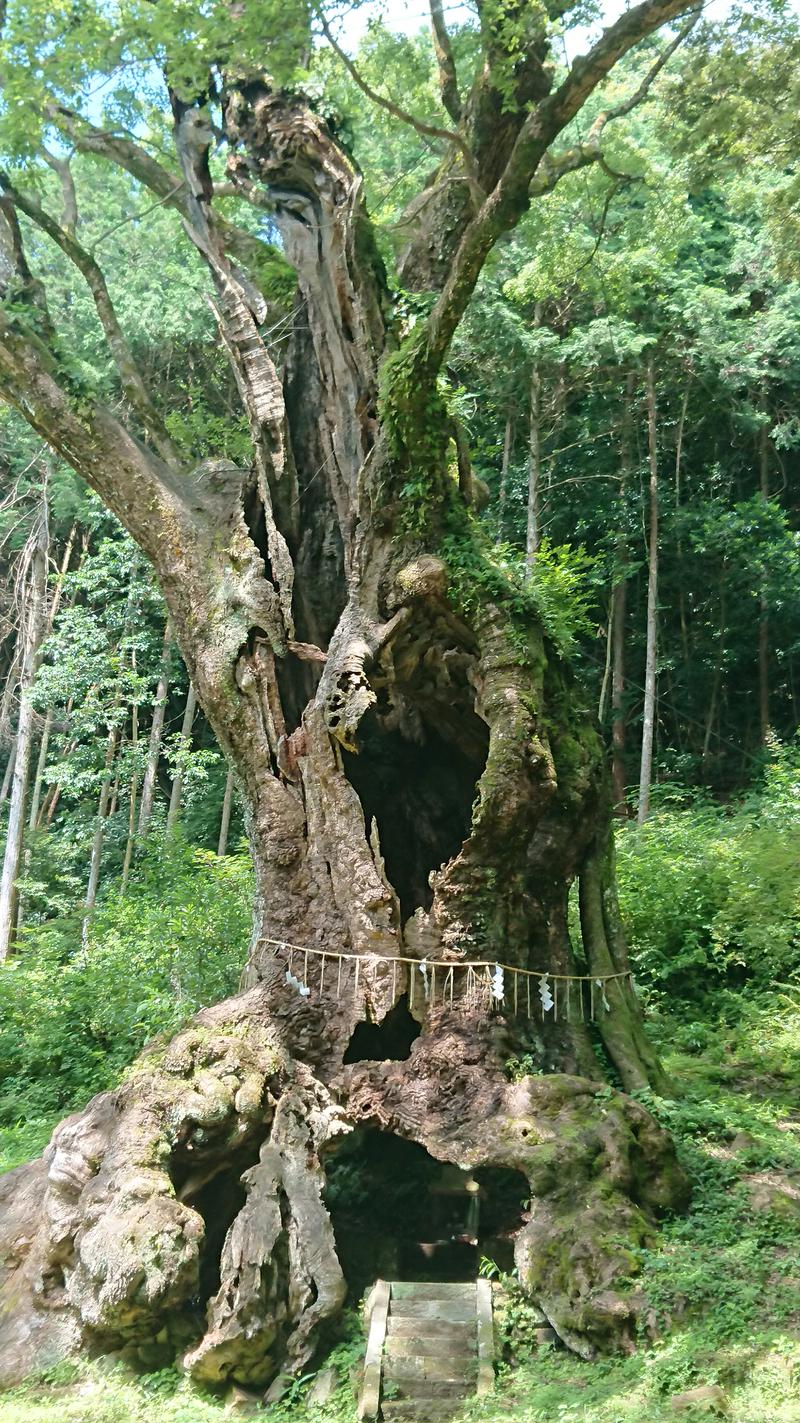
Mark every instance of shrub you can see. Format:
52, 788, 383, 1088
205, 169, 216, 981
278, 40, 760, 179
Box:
616, 739, 800, 1004
0, 839, 251, 1127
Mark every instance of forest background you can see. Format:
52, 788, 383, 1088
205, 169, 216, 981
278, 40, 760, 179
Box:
1, 1, 800, 1419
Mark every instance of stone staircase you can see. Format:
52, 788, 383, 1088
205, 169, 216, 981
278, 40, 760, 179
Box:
359, 1280, 493, 1422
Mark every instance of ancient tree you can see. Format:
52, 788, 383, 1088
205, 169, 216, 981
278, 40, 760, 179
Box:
0, 0, 696, 1391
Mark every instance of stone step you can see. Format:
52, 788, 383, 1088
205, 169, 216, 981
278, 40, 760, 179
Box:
388, 1299, 476, 1323
382, 1378, 473, 1402
386, 1317, 474, 1341
385, 1378, 471, 1397
384, 1334, 476, 1362
358, 1280, 490, 1423
381, 1400, 465, 1421
384, 1356, 478, 1385
390, 1282, 475, 1300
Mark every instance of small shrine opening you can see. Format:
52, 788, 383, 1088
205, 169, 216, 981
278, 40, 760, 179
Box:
324, 1129, 529, 1299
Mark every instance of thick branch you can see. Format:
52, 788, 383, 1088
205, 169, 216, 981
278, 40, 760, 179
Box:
0, 196, 53, 339
42, 149, 78, 235
0, 312, 192, 565
170, 98, 296, 635
429, 0, 462, 122
530, 142, 602, 195
1, 175, 180, 466
414, 0, 699, 378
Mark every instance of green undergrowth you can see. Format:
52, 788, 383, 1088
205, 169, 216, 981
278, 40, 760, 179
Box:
0, 839, 251, 1145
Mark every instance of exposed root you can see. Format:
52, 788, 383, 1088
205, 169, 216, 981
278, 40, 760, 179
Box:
0, 990, 689, 1390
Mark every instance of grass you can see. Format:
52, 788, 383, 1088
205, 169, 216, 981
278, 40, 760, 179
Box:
4, 995, 800, 1422
0, 1118, 59, 1176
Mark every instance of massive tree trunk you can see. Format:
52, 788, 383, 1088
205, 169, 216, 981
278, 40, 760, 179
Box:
0, 14, 695, 1390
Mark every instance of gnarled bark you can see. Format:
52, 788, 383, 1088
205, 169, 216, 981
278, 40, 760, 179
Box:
0, 985, 687, 1389
0, 6, 697, 1390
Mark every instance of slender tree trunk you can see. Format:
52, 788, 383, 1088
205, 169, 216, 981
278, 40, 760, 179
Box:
107, 763, 121, 820
674, 378, 691, 664
81, 722, 118, 946
137, 619, 172, 839
26, 709, 52, 835
120, 662, 139, 895
217, 764, 235, 856
525, 306, 543, 571
0, 649, 19, 748
598, 610, 613, 723
25, 527, 78, 836
38, 718, 76, 828
0, 741, 16, 804
702, 573, 726, 772
165, 682, 196, 837
637, 356, 659, 827
0, 500, 49, 961
758, 419, 770, 744
43, 776, 66, 826
611, 371, 635, 814
496, 406, 514, 544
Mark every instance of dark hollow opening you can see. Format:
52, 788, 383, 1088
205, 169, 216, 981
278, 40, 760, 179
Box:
342, 711, 489, 920
473, 1166, 532, 1276
343, 994, 421, 1064
191, 1166, 250, 1305
324, 1129, 529, 1301
242, 482, 274, 585
169, 1131, 265, 1314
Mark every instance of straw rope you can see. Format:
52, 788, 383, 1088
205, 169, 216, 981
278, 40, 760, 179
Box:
265, 935, 633, 1023
262, 935, 630, 982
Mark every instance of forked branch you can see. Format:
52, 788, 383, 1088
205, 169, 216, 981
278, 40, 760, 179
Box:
414, 0, 701, 375
43, 104, 283, 283
588, 9, 701, 140
316, 7, 481, 195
